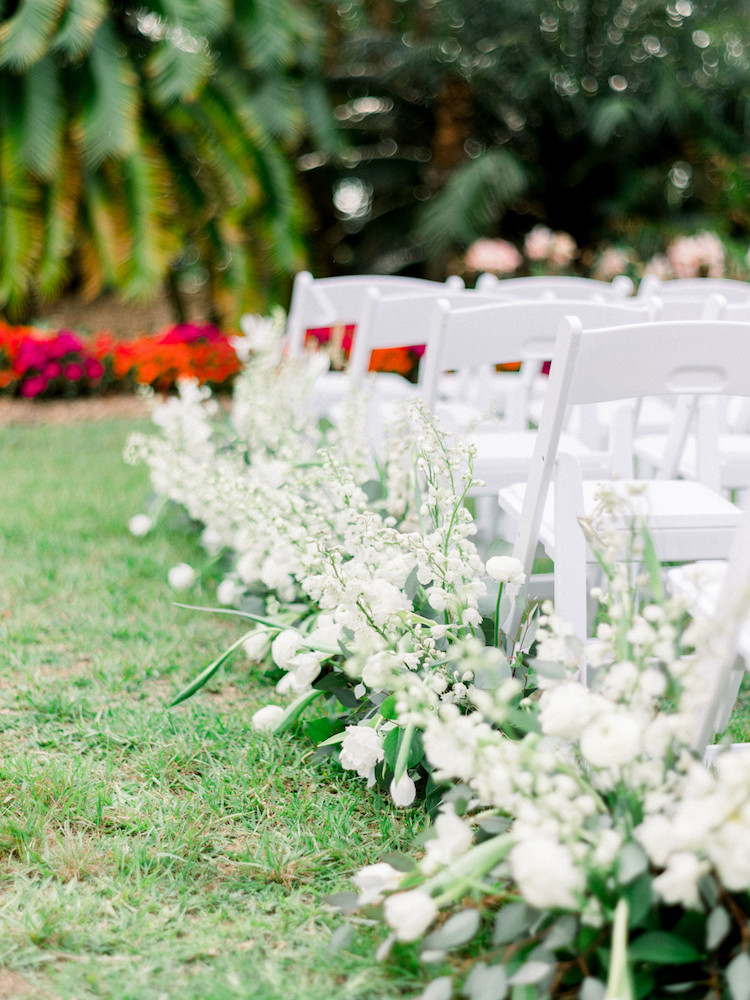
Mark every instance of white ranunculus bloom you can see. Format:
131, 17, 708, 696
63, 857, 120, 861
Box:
127, 514, 152, 537
510, 836, 584, 910
167, 562, 197, 591
383, 889, 439, 942
271, 629, 302, 669
352, 862, 405, 905
339, 725, 385, 780
251, 704, 285, 731
579, 710, 643, 769
538, 682, 596, 742
485, 555, 526, 586
389, 774, 417, 808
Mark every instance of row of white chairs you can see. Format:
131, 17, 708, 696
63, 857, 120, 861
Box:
247, 270, 750, 754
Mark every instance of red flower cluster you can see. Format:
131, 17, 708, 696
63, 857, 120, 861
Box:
305, 324, 424, 379
0, 321, 241, 399
0, 324, 105, 398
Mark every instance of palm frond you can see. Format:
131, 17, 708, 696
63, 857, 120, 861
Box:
79, 170, 130, 296
118, 144, 181, 301
74, 20, 138, 166
21, 54, 64, 180
417, 148, 529, 253
0, 130, 43, 313
152, 0, 231, 41
51, 0, 106, 60
145, 37, 214, 107
0, 0, 64, 70
36, 142, 80, 298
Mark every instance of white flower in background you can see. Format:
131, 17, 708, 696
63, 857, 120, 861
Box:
167, 562, 197, 591
339, 725, 385, 780
485, 555, 526, 586
251, 704, 285, 731
579, 710, 642, 769
276, 651, 322, 695
510, 836, 584, 910
216, 578, 240, 606
422, 804, 474, 874
383, 890, 439, 942
389, 774, 417, 808
271, 629, 302, 669
127, 513, 152, 537
353, 862, 405, 905
652, 852, 707, 910
538, 682, 598, 742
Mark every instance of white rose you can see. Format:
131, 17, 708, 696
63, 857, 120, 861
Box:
252, 704, 285, 731
389, 774, 417, 808
383, 890, 438, 942
339, 725, 385, 780
485, 556, 526, 586
167, 562, 196, 591
510, 836, 584, 910
128, 514, 152, 537
353, 862, 405, 905
271, 629, 302, 669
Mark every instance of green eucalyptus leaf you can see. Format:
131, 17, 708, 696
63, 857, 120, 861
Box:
706, 905, 731, 950
508, 961, 553, 986
622, 872, 653, 927
421, 977, 454, 1000
404, 565, 420, 602
530, 659, 566, 680
545, 914, 577, 950
461, 961, 508, 1000
727, 953, 750, 1000
324, 891, 359, 914
628, 931, 701, 965
493, 902, 533, 946
329, 923, 354, 952
617, 843, 649, 885
379, 694, 398, 720
473, 655, 512, 690
362, 478, 385, 502
579, 978, 606, 1000
424, 909, 481, 951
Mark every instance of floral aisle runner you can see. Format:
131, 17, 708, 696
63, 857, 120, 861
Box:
126, 315, 750, 1000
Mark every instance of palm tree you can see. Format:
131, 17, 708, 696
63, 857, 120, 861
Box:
0, 0, 333, 320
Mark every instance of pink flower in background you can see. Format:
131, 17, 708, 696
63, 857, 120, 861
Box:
464, 238, 522, 274
20, 375, 47, 398
644, 253, 672, 278
667, 231, 725, 278
64, 363, 84, 381
549, 230, 579, 267
594, 247, 631, 280
524, 224, 556, 260
84, 357, 104, 380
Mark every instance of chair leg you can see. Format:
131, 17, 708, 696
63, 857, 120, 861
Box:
553, 454, 590, 679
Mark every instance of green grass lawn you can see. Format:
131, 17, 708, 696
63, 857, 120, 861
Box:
0, 420, 428, 1000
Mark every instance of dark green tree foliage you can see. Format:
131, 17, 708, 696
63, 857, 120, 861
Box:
0, 0, 325, 319
304, 0, 749, 275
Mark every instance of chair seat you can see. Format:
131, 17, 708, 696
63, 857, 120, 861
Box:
498, 478, 742, 562
470, 432, 607, 493
635, 432, 750, 489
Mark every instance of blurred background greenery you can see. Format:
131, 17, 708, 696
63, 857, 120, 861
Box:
0, 0, 747, 324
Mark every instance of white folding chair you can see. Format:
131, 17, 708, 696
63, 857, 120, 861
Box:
476, 273, 634, 299
499, 317, 750, 667
637, 275, 750, 303
666, 503, 750, 756
283, 271, 464, 356
417, 298, 655, 543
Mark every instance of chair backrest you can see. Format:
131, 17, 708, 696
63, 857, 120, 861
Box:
420, 298, 655, 411
283, 272, 464, 355
475, 273, 634, 299
346, 287, 509, 381
637, 275, 750, 302
511, 316, 750, 586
